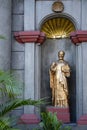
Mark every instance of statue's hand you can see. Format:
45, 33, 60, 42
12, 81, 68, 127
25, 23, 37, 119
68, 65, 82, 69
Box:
51, 62, 56, 68
62, 65, 70, 74
52, 62, 56, 66
65, 72, 70, 77
50, 62, 57, 72
64, 89, 68, 96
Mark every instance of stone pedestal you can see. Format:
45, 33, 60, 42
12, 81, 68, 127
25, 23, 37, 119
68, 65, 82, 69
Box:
47, 107, 70, 123
77, 115, 87, 125
19, 114, 40, 124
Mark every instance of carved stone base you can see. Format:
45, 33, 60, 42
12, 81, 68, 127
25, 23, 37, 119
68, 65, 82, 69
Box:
19, 114, 40, 124
46, 106, 70, 123
77, 115, 87, 125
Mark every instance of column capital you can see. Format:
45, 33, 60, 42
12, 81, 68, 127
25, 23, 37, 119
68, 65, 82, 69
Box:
70, 30, 87, 45
14, 31, 46, 45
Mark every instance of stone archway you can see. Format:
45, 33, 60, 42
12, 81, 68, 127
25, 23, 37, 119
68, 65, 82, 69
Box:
40, 13, 77, 39
39, 13, 78, 122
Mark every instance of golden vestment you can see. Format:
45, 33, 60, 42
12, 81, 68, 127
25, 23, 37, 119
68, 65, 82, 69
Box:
50, 60, 70, 107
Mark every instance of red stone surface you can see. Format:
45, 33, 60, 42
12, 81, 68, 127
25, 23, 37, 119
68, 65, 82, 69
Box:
19, 35, 39, 39
78, 37, 87, 42
46, 107, 70, 123
70, 37, 81, 45
70, 30, 87, 36
19, 114, 40, 124
47, 107, 70, 112
15, 31, 41, 36
70, 30, 87, 45
14, 31, 46, 45
22, 38, 38, 43
75, 30, 87, 35
77, 115, 87, 125
57, 114, 70, 123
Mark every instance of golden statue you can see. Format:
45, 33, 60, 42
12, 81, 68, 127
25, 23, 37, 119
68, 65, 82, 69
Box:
49, 51, 70, 107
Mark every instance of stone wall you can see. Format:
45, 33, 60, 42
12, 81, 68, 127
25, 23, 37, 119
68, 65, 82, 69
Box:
11, 0, 24, 116
0, 0, 11, 70
11, 0, 87, 124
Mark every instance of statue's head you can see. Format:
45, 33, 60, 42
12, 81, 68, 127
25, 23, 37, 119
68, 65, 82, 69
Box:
58, 51, 65, 60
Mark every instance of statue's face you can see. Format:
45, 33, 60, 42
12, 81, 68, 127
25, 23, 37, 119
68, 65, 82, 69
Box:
58, 51, 65, 59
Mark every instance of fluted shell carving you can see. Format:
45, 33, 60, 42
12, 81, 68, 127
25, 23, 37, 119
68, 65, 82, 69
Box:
41, 17, 76, 39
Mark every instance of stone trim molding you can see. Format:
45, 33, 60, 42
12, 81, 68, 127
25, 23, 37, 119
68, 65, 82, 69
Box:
14, 31, 46, 45
70, 30, 87, 45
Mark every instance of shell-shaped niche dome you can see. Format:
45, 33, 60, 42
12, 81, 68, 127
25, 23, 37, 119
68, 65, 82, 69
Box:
41, 17, 76, 39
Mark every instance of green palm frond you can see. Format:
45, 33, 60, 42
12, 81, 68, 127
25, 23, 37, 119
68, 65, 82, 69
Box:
0, 70, 21, 99
0, 117, 19, 130
39, 112, 71, 130
0, 70, 45, 130
0, 35, 6, 40
0, 98, 44, 117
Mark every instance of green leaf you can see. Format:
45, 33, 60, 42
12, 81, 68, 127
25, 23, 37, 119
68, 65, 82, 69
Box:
0, 35, 6, 40
0, 117, 19, 130
0, 98, 45, 117
0, 70, 46, 130
39, 112, 71, 130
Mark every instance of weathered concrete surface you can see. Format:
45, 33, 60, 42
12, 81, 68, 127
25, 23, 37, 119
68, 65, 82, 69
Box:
24, 0, 35, 113
0, 0, 11, 70
11, 0, 24, 116
12, 0, 24, 14
14, 124, 87, 130
12, 15, 24, 31
11, 52, 24, 69
12, 33, 25, 51
72, 125, 87, 130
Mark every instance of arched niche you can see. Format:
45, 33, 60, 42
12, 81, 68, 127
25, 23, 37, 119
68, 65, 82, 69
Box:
39, 13, 78, 122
